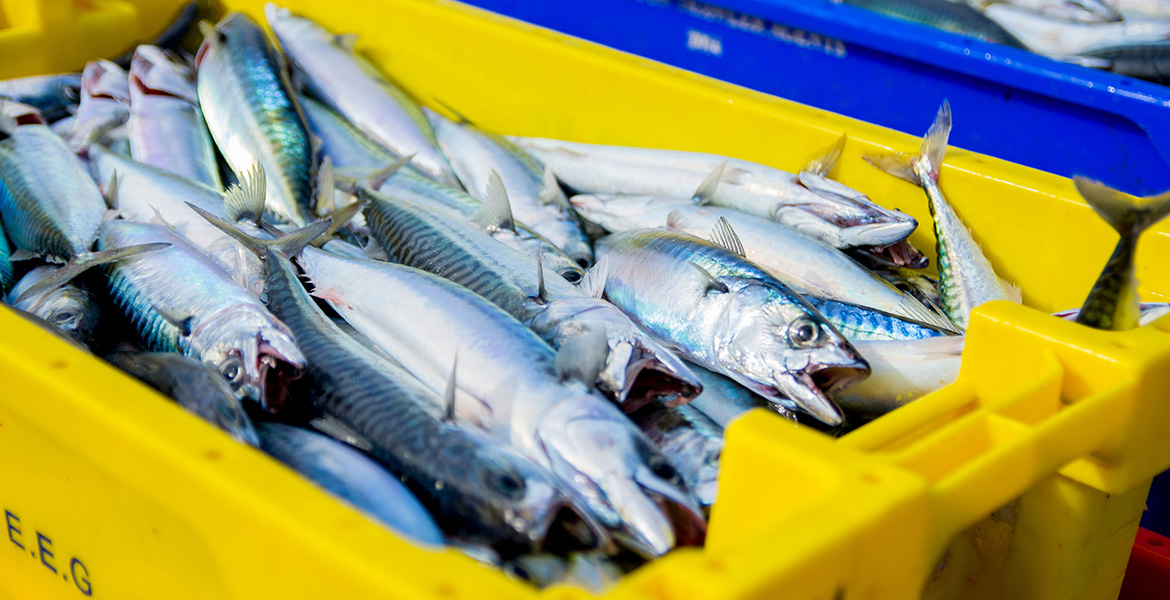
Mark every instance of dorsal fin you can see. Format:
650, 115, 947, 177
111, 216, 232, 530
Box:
319, 199, 366, 242
693, 162, 726, 204
475, 170, 516, 233
708, 217, 745, 257
534, 244, 548, 304
360, 154, 414, 191
555, 326, 609, 385
578, 255, 608, 299
538, 167, 568, 208
665, 209, 686, 231
223, 163, 267, 225
804, 134, 846, 178
443, 353, 458, 423
689, 262, 728, 294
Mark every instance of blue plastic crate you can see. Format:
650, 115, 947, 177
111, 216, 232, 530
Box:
461, 0, 1170, 196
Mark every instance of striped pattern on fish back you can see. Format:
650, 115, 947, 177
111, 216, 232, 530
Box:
104, 264, 186, 354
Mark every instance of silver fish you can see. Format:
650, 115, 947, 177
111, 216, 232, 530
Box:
510, 136, 917, 249
0, 74, 81, 121
264, 5, 459, 188
0, 124, 106, 260
98, 220, 304, 408
984, 3, 1170, 57
199, 214, 601, 553
67, 60, 130, 152
1, 99, 48, 127
256, 422, 445, 546
866, 102, 1019, 330
1054, 302, 1170, 327
11, 266, 99, 346
295, 246, 706, 557
631, 404, 723, 506
107, 352, 261, 446
298, 93, 401, 176
1106, 0, 1170, 19
831, 337, 964, 418
196, 13, 315, 226
356, 183, 701, 408
593, 229, 871, 425
427, 110, 594, 267
966, 0, 1120, 23
685, 363, 776, 429
571, 194, 955, 331
128, 45, 222, 189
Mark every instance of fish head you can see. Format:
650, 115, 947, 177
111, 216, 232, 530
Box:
80, 60, 130, 103
196, 309, 305, 411
714, 282, 869, 426
536, 397, 707, 557
10, 266, 99, 346
129, 45, 197, 103
464, 428, 603, 554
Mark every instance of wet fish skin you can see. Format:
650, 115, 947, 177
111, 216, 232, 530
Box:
0, 125, 106, 260
296, 245, 705, 557
128, 45, 222, 189
684, 363, 774, 429
256, 422, 445, 546
196, 12, 315, 226
264, 5, 459, 188
68, 60, 131, 151
984, 3, 1170, 57
106, 351, 261, 446
427, 110, 594, 267
10, 266, 99, 346
98, 220, 304, 409
831, 337, 964, 418
805, 297, 948, 341
966, 0, 1120, 23
594, 228, 871, 426
0, 74, 82, 122
845, 0, 1026, 46
298, 93, 402, 175
631, 404, 723, 506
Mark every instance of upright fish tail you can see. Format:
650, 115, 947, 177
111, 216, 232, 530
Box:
1074, 177, 1170, 237
188, 202, 332, 259
864, 100, 952, 187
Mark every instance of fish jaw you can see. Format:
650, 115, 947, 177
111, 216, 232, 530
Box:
838, 217, 919, 248
192, 307, 305, 410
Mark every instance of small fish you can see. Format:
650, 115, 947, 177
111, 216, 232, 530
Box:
983, 3, 1170, 57
866, 101, 1019, 329
592, 229, 871, 425
0, 74, 82, 122
830, 336, 964, 419
106, 352, 261, 446
426, 109, 594, 267
845, 0, 1026, 46
67, 60, 130, 151
98, 220, 304, 409
128, 46, 222, 189
1071, 179, 1170, 331
0, 124, 107, 260
196, 13, 315, 226
256, 422, 445, 546
510, 136, 917, 250
264, 5, 460, 188
631, 404, 724, 506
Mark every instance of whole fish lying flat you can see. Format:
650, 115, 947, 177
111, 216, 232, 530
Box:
256, 422, 444, 546
510, 136, 917, 250
866, 101, 1019, 330
265, 5, 459, 188
198, 213, 602, 554
427, 110, 594, 267
128, 45, 222, 189
845, 0, 1026, 46
0, 124, 107, 260
98, 220, 304, 409
631, 404, 723, 506
592, 229, 871, 425
197, 13, 315, 226
0, 74, 82, 122
570, 194, 954, 332
294, 245, 705, 557
984, 3, 1170, 57
357, 183, 700, 407
107, 351, 261, 446
1070, 179, 1170, 331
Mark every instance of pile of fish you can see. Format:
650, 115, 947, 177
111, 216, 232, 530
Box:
840, 0, 1170, 82
0, 2, 1165, 590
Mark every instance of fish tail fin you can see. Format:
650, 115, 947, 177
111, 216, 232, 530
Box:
223, 163, 267, 225
864, 100, 951, 186
356, 154, 415, 191
1074, 177, 1170, 236
804, 134, 846, 177
188, 202, 332, 259
319, 198, 366, 241
12, 242, 170, 306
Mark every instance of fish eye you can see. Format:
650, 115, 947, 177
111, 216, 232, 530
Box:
561, 269, 583, 284
219, 356, 244, 384
50, 310, 77, 325
489, 471, 527, 499
787, 317, 821, 347
648, 455, 679, 483
575, 258, 592, 269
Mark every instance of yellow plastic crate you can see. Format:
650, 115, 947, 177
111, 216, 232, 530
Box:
2, 0, 1169, 598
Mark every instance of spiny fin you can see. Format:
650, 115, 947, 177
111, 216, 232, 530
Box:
708, 217, 745, 258
1003, 280, 1023, 304
309, 415, 374, 452
223, 163, 266, 225
443, 354, 458, 423
319, 199, 366, 241
363, 238, 390, 261
689, 262, 728, 294
1074, 177, 1170, 235
578, 255, 608, 299
863, 152, 918, 186
864, 100, 951, 186
665, 209, 687, 231
359, 154, 414, 191
8, 249, 37, 262
534, 244, 548, 304
804, 134, 846, 177
693, 162, 725, 204
474, 170, 516, 233
334, 33, 359, 51
555, 325, 609, 385
12, 243, 170, 307
315, 157, 336, 215
890, 288, 963, 334
538, 166, 569, 208
188, 202, 332, 259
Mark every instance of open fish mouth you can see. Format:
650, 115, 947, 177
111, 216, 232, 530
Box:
624, 364, 703, 412
810, 362, 871, 396
853, 239, 930, 269
535, 502, 606, 556
258, 352, 303, 413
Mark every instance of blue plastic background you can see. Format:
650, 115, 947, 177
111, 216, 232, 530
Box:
461, 0, 1170, 196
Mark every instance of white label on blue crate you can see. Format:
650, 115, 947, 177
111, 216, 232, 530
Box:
675, 0, 847, 58
6, 507, 93, 596
687, 29, 723, 56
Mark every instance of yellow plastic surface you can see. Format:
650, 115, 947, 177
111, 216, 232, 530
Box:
4, 0, 1170, 598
